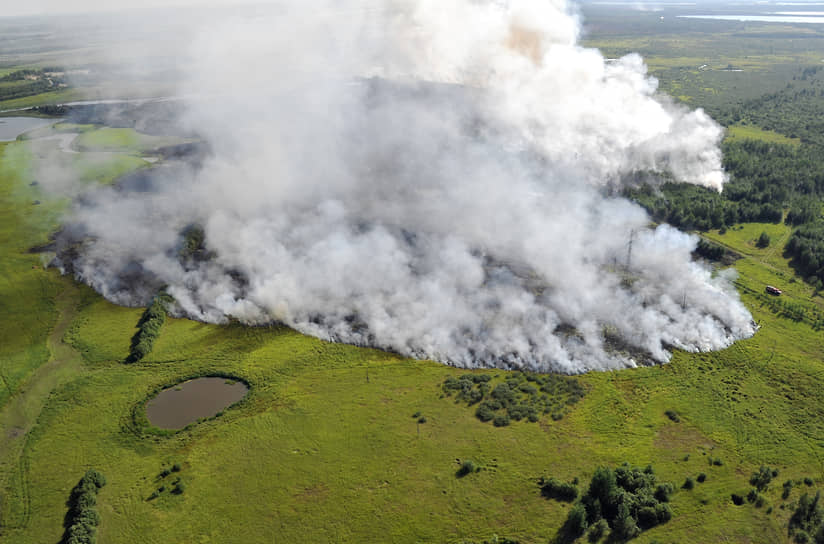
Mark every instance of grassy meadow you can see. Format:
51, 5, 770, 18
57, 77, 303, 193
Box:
3, 6, 824, 544
1, 127, 823, 544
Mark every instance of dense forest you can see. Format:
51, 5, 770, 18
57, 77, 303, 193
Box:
627, 67, 824, 286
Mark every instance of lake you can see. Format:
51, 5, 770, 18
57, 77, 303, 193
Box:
0, 117, 53, 141
145, 376, 249, 429
679, 14, 824, 23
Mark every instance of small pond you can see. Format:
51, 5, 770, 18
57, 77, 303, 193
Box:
0, 117, 53, 141
145, 377, 249, 430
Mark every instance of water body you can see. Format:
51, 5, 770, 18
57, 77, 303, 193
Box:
0, 117, 53, 141
145, 377, 249, 429
679, 14, 824, 23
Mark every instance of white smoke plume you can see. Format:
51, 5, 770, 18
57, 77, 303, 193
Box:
52, 0, 754, 372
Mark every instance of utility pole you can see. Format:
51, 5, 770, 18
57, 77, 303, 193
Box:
626, 229, 637, 270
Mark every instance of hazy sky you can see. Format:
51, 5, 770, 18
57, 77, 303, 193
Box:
1, 0, 255, 18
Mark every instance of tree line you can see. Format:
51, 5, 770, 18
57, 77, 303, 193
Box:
61, 469, 106, 544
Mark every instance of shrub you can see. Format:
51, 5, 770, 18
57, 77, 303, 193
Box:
789, 491, 824, 542
757, 231, 771, 248
126, 294, 172, 363
171, 463, 181, 473
654, 482, 674, 503
784, 480, 795, 499
561, 502, 588, 540
697, 473, 707, 483
683, 477, 695, 490
457, 459, 478, 478
539, 477, 578, 502
731, 493, 745, 505
417, 416, 427, 424
476, 404, 495, 422
805, 477, 814, 486
665, 410, 680, 422
750, 465, 776, 491
493, 413, 510, 427
587, 518, 608, 542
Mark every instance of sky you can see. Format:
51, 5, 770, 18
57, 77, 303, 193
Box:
0, 0, 255, 18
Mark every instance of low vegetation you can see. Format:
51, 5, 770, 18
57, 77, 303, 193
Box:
442, 371, 585, 426
539, 477, 579, 502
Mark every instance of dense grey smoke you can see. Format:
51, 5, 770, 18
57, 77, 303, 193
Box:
51, 0, 754, 372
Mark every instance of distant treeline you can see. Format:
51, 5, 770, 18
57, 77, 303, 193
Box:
0, 68, 67, 102
627, 137, 824, 286
625, 63, 824, 288
61, 469, 106, 544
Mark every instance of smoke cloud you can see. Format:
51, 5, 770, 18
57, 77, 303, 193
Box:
49, 0, 754, 372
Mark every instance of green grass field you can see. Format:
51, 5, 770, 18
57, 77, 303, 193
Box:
72, 127, 189, 153
725, 125, 801, 146
1, 133, 824, 543
3, 7, 824, 543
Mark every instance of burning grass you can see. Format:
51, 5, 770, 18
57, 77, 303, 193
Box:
1, 142, 824, 543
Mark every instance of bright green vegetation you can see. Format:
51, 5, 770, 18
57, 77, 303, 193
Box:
0, 141, 65, 409
3, 6, 824, 544
0, 89, 83, 112
443, 372, 585, 426
726, 124, 801, 146
73, 127, 187, 153
2, 161, 824, 543
61, 469, 106, 544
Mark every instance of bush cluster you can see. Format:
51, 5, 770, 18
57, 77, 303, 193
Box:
442, 371, 585, 427
789, 491, 824, 543
127, 294, 173, 363
559, 464, 673, 542
456, 459, 479, 478
148, 464, 186, 499
750, 465, 778, 492
61, 469, 106, 544
539, 477, 578, 502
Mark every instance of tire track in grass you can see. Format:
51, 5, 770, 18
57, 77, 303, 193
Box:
0, 281, 84, 531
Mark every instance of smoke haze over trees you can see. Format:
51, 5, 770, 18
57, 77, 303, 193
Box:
44, 0, 755, 372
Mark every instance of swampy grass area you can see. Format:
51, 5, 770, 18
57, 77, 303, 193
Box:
1, 129, 823, 544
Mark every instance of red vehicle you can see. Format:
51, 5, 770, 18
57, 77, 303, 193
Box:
765, 285, 782, 296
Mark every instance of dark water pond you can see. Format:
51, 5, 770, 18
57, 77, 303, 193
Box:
145, 377, 249, 429
0, 117, 52, 141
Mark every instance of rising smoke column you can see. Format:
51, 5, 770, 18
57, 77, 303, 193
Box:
55, 0, 755, 372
